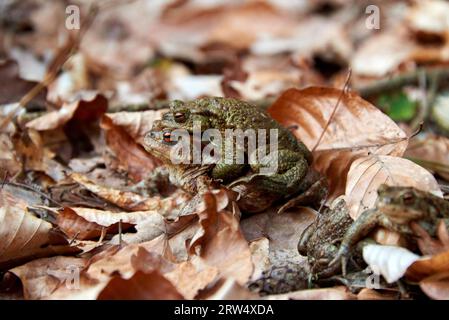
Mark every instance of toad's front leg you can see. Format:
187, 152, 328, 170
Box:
329, 208, 382, 275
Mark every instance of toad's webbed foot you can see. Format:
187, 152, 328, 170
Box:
328, 244, 351, 276
327, 209, 382, 276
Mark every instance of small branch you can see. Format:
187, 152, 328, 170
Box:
0, 4, 99, 131
356, 67, 449, 98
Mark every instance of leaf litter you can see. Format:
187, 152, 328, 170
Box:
2, 0, 449, 300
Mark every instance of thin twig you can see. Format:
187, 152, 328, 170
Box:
69, 231, 80, 245
356, 67, 449, 98
0, 4, 99, 131
312, 69, 352, 152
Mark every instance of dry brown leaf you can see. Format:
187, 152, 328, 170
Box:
80, 0, 163, 77
150, 2, 297, 60
357, 288, 398, 300
97, 270, 184, 300
405, 135, 449, 181
242, 205, 318, 270
407, 250, 449, 282
55, 207, 160, 240
103, 110, 165, 145
165, 256, 219, 299
406, 0, 449, 36
48, 243, 219, 300
11, 256, 87, 300
185, 191, 252, 285
56, 207, 111, 240
345, 155, 442, 219
199, 278, 259, 300
70, 173, 188, 213
420, 271, 449, 300
100, 114, 161, 181
0, 195, 77, 270
0, 133, 21, 176
265, 286, 355, 300
26, 92, 107, 131
0, 60, 47, 105
351, 28, 416, 78
249, 237, 271, 282
268, 87, 408, 199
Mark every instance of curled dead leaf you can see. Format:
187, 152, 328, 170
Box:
0, 60, 47, 105
11, 256, 87, 300
0, 198, 78, 270
420, 272, 449, 300
26, 92, 107, 131
70, 173, 188, 213
97, 271, 184, 300
345, 155, 442, 219
268, 87, 408, 199
185, 191, 253, 285
103, 110, 165, 145
406, 250, 449, 282
100, 114, 161, 181
405, 135, 449, 181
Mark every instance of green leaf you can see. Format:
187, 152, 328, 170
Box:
377, 92, 417, 122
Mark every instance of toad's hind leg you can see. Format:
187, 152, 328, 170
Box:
228, 149, 309, 195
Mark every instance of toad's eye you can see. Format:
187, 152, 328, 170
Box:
163, 131, 172, 143
402, 192, 414, 204
174, 112, 186, 123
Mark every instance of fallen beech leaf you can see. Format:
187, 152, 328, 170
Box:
56, 208, 111, 240
241, 207, 316, 268
357, 288, 398, 300
268, 87, 408, 199
56, 207, 159, 240
0, 199, 76, 270
11, 256, 87, 300
249, 238, 271, 281
346, 155, 442, 219
103, 110, 165, 145
101, 114, 161, 181
170, 75, 224, 100
363, 244, 420, 283
165, 256, 219, 299
199, 211, 253, 284
265, 286, 355, 300
188, 191, 253, 285
98, 271, 184, 300
26, 92, 107, 131
81, 0, 161, 77
351, 29, 416, 77
406, 250, 449, 282
0, 60, 47, 105
405, 134, 449, 181
0, 133, 21, 176
70, 173, 188, 213
407, 0, 449, 35
420, 272, 449, 300
199, 278, 259, 300
150, 2, 297, 60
